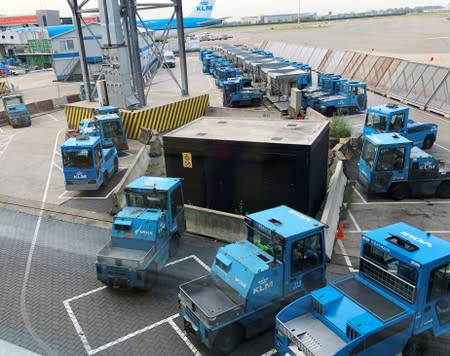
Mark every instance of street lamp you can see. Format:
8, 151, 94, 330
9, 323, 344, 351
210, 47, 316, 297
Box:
297, 0, 301, 24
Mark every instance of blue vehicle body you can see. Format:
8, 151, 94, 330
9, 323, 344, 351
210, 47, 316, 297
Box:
363, 104, 438, 149
209, 57, 228, 75
61, 136, 118, 190
215, 66, 241, 88
2, 94, 31, 128
179, 206, 327, 353
223, 77, 263, 107
275, 222, 450, 356
359, 133, 450, 200
313, 81, 368, 116
70, 106, 128, 151
96, 176, 186, 289
202, 53, 221, 73
301, 77, 346, 108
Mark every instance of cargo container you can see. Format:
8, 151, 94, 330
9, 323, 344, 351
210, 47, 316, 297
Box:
163, 117, 329, 216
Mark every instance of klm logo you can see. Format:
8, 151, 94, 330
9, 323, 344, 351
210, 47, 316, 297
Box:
197, 1, 212, 12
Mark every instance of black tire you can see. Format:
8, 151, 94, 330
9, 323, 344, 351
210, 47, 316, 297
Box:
103, 172, 110, 188
325, 107, 336, 117
402, 333, 430, 356
212, 323, 243, 355
436, 181, 450, 198
114, 158, 119, 173
251, 98, 260, 106
389, 183, 410, 200
422, 135, 434, 149
169, 233, 180, 258
143, 264, 158, 291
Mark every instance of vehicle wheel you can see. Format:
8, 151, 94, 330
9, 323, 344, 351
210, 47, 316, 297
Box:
402, 333, 430, 356
213, 323, 243, 355
422, 135, 434, 149
436, 181, 450, 198
389, 183, 410, 200
114, 158, 119, 173
143, 265, 158, 291
251, 98, 260, 106
103, 172, 110, 187
169, 233, 180, 258
325, 107, 336, 117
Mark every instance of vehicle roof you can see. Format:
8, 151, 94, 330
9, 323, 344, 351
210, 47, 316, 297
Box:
368, 104, 408, 114
363, 222, 450, 265
246, 205, 324, 240
164, 117, 328, 146
126, 176, 180, 191
62, 136, 100, 148
2, 94, 22, 100
366, 132, 412, 145
96, 113, 120, 121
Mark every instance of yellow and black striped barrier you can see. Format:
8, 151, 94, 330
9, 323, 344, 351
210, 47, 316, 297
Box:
122, 94, 209, 139
64, 105, 94, 129
64, 94, 209, 138
0, 81, 9, 92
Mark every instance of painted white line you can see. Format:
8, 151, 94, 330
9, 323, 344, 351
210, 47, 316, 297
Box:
435, 143, 450, 153
53, 162, 63, 172
0, 133, 18, 159
64, 254, 211, 355
20, 127, 65, 356
63, 301, 93, 354
55, 150, 61, 156
352, 200, 450, 205
63, 286, 107, 304
169, 319, 203, 356
46, 113, 59, 121
353, 187, 367, 204
191, 255, 211, 272
337, 240, 359, 273
0, 127, 3, 133
260, 349, 277, 356
348, 210, 362, 232
89, 314, 179, 355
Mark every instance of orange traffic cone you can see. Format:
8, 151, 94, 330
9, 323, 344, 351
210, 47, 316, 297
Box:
336, 222, 345, 241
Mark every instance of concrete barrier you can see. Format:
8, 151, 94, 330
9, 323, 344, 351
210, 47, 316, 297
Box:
111, 145, 151, 214
321, 160, 347, 258
185, 205, 245, 242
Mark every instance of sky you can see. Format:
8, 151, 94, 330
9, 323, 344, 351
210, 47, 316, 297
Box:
2, 0, 449, 18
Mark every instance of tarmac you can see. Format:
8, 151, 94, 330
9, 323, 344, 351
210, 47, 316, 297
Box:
0, 13, 449, 355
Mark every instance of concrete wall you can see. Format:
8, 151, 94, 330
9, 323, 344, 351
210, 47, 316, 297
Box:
111, 145, 152, 214
185, 205, 245, 243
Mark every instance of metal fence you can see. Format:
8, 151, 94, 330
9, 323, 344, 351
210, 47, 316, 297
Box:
259, 41, 450, 118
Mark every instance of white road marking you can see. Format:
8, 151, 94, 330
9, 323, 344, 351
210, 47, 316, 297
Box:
64, 254, 211, 355
337, 240, 359, 273
348, 210, 362, 232
435, 143, 450, 153
62, 300, 93, 354
260, 349, 277, 356
53, 162, 63, 172
428, 36, 450, 40
169, 319, 203, 356
20, 127, 65, 356
0, 133, 18, 159
353, 187, 367, 204
46, 113, 59, 121
89, 314, 179, 355
352, 200, 450, 205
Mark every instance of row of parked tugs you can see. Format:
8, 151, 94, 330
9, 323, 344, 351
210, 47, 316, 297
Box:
93, 174, 450, 355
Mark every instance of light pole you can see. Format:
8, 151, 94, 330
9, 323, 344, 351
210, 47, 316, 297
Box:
297, 0, 301, 24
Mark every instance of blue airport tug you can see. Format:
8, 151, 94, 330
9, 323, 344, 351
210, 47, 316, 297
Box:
275, 222, 450, 356
179, 205, 327, 354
